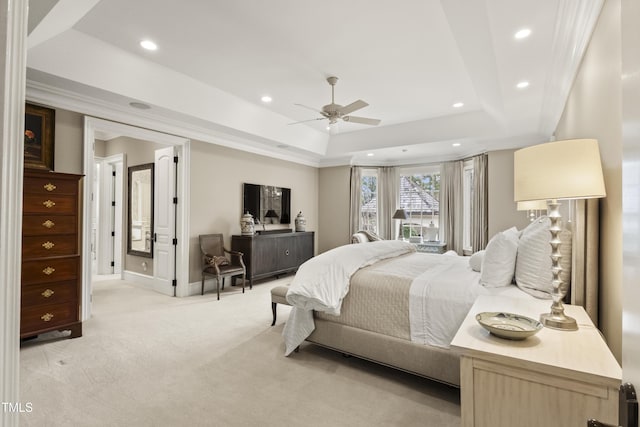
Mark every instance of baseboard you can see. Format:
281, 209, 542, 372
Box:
122, 270, 156, 291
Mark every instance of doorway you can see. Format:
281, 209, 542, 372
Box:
82, 117, 191, 321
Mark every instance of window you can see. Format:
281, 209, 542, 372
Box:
359, 169, 378, 233
462, 160, 474, 252
398, 166, 440, 240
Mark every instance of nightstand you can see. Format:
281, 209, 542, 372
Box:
451, 295, 621, 427
414, 241, 447, 254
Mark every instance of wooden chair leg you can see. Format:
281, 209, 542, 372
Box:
201, 276, 205, 295
271, 302, 277, 326
216, 277, 220, 300
241, 273, 245, 294
222, 277, 225, 290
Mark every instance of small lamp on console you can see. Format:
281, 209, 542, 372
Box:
514, 138, 606, 331
265, 209, 279, 224
392, 209, 409, 240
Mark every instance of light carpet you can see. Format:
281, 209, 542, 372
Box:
20, 277, 460, 426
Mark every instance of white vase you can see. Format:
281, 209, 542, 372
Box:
240, 212, 255, 236
295, 211, 306, 232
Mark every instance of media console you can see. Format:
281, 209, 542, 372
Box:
231, 231, 314, 286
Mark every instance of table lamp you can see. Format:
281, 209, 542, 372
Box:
392, 209, 409, 240
514, 139, 606, 330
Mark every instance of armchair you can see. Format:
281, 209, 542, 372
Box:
200, 234, 247, 300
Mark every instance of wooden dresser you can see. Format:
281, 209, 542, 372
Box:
21, 170, 82, 339
451, 295, 621, 427
231, 231, 314, 286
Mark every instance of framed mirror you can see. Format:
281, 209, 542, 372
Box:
128, 163, 154, 258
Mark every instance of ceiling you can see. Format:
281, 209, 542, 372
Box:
25, 0, 603, 167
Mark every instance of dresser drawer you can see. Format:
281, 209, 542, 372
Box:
21, 280, 77, 307
22, 215, 77, 236
20, 301, 78, 335
23, 194, 77, 214
22, 257, 79, 285
22, 234, 77, 258
23, 175, 78, 195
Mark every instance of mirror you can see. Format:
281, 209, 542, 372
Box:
128, 163, 154, 258
243, 183, 291, 225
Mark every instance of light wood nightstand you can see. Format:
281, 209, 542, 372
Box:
451, 295, 622, 427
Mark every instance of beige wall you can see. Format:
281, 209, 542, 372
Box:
318, 166, 351, 253
53, 109, 83, 175
188, 141, 319, 283
554, 0, 622, 360
488, 150, 531, 238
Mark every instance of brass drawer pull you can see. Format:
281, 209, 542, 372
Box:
42, 241, 55, 250
42, 267, 55, 275
43, 183, 57, 192
41, 313, 54, 322
41, 289, 55, 298
42, 220, 55, 229
43, 200, 56, 208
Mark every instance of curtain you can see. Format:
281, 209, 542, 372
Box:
471, 153, 488, 252
348, 166, 362, 240
440, 160, 463, 254
377, 166, 397, 240
570, 198, 600, 325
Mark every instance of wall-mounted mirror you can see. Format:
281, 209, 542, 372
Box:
128, 163, 154, 258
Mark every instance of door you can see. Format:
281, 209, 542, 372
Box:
153, 146, 176, 295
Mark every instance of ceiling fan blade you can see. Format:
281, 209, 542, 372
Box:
288, 117, 326, 125
338, 99, 368, 116
294, 103, 327, 116
343, 116, 381, 126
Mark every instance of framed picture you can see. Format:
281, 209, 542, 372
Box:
24, 103, 55, 170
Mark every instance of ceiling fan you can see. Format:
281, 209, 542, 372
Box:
291, 76, 381, 127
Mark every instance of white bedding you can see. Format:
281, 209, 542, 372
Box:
407, 255, 530, 348
283, 241, 534, 355
282, 240, 416, 355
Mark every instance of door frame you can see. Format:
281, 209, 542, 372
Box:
82, 117, 191, 320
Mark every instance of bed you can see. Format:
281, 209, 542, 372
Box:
282, 235, 543, 387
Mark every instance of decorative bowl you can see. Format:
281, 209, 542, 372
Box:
475, 312, 543, 340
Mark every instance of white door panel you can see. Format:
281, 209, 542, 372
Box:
154, 146, 176, 294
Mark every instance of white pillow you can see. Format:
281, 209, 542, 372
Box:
469, 250, 485, 272
479, 227, 519, 287
515, 216, 572, 299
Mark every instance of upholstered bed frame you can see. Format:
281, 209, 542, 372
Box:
307, 318, 461, 386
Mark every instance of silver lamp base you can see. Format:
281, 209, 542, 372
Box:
540, 312, 578, 331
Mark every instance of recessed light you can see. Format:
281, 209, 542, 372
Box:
367, 153, 374, 157
140, 40, 158, 51
453, 102, 464, 108
517, 81, 530, 89
452, 143, 461, 147
261, 95, 272, 103
514, 28, 531, 39
129, 102, 151, 110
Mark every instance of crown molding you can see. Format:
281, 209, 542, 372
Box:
25, 79, 322, 168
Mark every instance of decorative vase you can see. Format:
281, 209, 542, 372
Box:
240, 212, 255, 236
295, 211, 306, 232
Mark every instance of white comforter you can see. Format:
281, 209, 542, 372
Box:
409, 254, 485, 348
282, 240, 416, 355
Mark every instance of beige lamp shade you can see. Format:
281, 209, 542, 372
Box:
514, 139, 606, 201
516, 200, 548, 211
